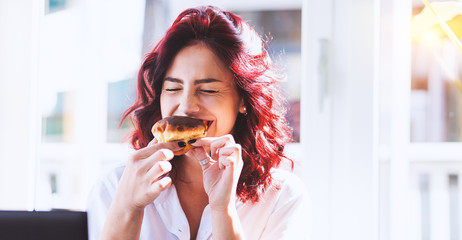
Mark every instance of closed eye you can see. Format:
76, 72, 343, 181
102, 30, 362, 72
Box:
165, 88, 182, 92
200, 90, 219, 94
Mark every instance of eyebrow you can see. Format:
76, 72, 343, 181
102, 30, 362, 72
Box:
164, 77, 222, 85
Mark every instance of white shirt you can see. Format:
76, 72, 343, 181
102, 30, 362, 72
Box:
87, 165, 311, 240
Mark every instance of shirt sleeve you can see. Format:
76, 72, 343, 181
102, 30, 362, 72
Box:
259, 173, 312, 240
86, 167, 122, 240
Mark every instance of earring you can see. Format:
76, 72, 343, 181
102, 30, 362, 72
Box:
242, 106, 248, 116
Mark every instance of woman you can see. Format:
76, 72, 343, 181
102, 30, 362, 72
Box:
87, 5, 310, 240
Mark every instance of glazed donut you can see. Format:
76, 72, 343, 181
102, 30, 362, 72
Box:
151, 116, 210, 155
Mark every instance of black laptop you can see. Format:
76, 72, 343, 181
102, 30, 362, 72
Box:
0, 210, 88, 240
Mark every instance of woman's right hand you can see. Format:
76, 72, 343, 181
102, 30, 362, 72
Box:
114, 139, 182, 211
101, 139, 182, 240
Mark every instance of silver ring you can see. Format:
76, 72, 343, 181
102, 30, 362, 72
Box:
199, 158, 209, 166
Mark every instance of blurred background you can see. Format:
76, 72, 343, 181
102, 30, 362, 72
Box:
0, 0, 461, 239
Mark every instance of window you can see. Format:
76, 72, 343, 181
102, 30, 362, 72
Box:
36, 0, 145, 210
408, 1, 462, 239
107, 79, 135, 143
411, 2, 462, 142
46, 0, 67, 14
380, 1, 462, 239
41, 91, 75, 143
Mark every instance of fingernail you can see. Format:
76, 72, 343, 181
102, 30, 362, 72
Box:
188, 139, 196, 144
161, 149, 174, 160
158, 176, 172, 188
158, 161, 172, 172
178, 141, 186, 148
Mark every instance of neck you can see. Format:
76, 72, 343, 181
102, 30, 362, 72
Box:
174, 154, 204, 187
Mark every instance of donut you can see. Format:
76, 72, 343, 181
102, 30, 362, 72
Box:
151, 116, 210, 155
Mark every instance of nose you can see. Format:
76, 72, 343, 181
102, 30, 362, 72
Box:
177, 90, 200, 115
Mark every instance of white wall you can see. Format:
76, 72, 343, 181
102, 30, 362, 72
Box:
0, 0, 38, 210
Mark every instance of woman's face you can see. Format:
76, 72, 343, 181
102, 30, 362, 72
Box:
160, 43, 245, 137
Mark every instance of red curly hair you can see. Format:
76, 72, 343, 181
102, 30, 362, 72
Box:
122, 6, 293, 203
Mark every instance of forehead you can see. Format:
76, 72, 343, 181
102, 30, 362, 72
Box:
165, 43, 234, 83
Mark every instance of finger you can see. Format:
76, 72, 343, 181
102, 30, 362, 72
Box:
192, 134, 235, 147
219, 156, 236, 170
190, 137, 220, 147
146, 160, 172, 183
148, 138, 158, 146
145, 148, 174, 163
221, 156, 243, 182
218, 144, 241, 169
135, 141, 184, 160
149, 176, 172, 197
190, 147, 214, 170
136, 148, 173, 175
209, 135, 235, 157
190, 134, 235, 148
218, 144, 241, 157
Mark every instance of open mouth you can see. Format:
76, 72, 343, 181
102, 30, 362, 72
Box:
201, 120, 213, 135
203, 120, 213, 130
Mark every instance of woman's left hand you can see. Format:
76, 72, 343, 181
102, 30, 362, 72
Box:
190, 134, 244, 211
